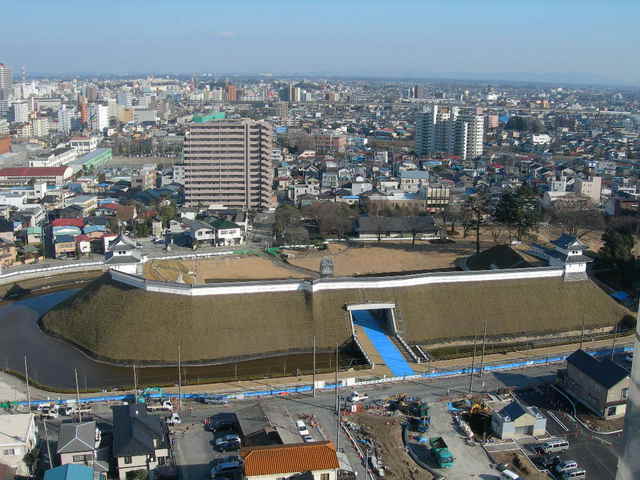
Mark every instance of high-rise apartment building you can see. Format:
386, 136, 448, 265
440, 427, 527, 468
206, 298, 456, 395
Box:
58, 105, 76, 134
0, 63, 11, 118
415, 105, 484, 160
11, 101, 30, 123
184, 115, 273, 210
0, 63, 11, 100
276, 101, 288, 121
89, 103, 109, 133
224, 84, 237, 102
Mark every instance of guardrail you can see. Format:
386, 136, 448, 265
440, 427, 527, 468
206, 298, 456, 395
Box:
2, 344, 633, 408
396, 334, 420, 363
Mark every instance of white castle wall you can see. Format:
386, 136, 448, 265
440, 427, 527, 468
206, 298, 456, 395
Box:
110, 266, 565, 297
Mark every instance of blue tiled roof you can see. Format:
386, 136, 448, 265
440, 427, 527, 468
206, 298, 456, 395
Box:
44, 464, 94, 480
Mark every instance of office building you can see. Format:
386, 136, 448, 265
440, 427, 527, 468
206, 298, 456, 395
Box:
184, 115, 273, 210
415, 105, 483, 160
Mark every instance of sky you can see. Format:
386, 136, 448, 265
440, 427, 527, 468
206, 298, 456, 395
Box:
1, 0, 638, 85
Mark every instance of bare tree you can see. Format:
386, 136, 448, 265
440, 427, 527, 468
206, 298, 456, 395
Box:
549, 203, 605, 238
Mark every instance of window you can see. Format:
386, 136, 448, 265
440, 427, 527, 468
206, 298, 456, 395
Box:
622, 388, 629, 400
73, 454, 91, 463
320, 474, 330, 480
124, 456, 132, 464
2, 448, 15, 456
607, 406, 617, 416
157, 457, 166, 466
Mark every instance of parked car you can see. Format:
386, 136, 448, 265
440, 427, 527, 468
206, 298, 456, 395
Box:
215, 434, 241, 452
210, 456, 243, 478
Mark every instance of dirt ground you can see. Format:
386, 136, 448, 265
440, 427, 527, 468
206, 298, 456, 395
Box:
143, 255, 309, 283
490, 450, 548, 480
350, 413, 432, 479
284, 242, 473, 276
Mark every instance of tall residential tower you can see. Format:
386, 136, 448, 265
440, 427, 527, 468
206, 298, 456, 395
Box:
184, 115, 273, 210
415, 105, 484, 160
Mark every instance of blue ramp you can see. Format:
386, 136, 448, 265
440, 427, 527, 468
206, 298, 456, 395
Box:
352, 310, 415, 377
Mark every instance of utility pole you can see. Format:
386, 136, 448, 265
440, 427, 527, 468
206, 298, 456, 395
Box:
468, 334, 478, 395
336, 394, 341, 451
74, 368, 81, 423
479, 319, 488, 378
42, 417, 53, 469
611, 324, 618, 361
580, 310, 586, 349
334, 344, 339, 415
313, 336, 316, 398
24, 355, 31, 410
133, 364, 138, 404
177, 345, 182, 411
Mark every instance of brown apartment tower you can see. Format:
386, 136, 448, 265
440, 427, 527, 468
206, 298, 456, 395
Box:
184, 116, 273, 210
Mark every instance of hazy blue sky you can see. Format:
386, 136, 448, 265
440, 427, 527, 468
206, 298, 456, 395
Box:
2, 0, 638, 84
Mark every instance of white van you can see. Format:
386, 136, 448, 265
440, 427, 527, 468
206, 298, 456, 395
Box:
541, 438, 570, 453
556, 461, 579, 473
296, 420, 310, 436
500, 470, 522, 480
561, 468, 586, 479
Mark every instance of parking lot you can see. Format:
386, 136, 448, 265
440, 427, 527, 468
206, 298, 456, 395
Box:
516, 384, 623, 479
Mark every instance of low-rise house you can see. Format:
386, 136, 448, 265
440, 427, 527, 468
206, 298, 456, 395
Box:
66, 195, 98, 216
559, 349, 630, 418
212, 219, 243, 246
57, 421, 108, 474
112, 404, 169, 480
55, 235, 77, 258
26, 226, 43, 244
491, 400, 547, 439
399, 170, 429, 192
0, 413, 38, 476
240, 441, 339, 480
0, 238, 17, 268
182, 219, 215, 245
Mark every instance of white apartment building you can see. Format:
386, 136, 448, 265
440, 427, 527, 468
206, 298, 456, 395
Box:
89, 103, 109, 133
58, 105, 76, 134
69, 136, 99, 154
575, 176, 602, 204
416, 105, 483, 160
32, 116, 49, 137
12, 100, 30, 123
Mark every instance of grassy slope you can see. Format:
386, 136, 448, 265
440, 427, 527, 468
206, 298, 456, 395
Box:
42, 274, 630, 363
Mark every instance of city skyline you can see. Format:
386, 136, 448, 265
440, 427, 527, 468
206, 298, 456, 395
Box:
1, 0, 639, 86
